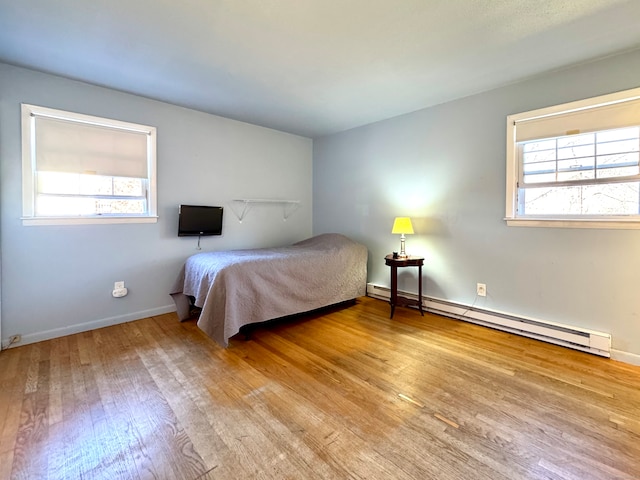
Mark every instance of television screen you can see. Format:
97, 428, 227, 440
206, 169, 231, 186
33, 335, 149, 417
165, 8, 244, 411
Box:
178, 205, 223, 236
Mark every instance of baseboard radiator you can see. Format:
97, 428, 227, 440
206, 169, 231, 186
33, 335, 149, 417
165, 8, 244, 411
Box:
366, 283, 611, 357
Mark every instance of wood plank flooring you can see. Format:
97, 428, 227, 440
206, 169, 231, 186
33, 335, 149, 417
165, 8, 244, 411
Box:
1, 296, 639, 479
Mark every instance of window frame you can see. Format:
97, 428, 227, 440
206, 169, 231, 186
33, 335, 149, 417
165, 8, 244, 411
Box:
21, 104, 158, 226
505, 87, 640, 229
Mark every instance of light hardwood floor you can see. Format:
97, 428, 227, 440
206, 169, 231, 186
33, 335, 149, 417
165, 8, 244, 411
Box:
1, 296, 639, 479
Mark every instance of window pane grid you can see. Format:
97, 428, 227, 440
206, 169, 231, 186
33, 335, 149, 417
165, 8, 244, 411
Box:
35, 172, 148, 216
35, 196, 147, 216
518, 182, 640, 216
521, 126, 640, 187
37, 193, 147, 201
36, 171, 146, 216
517, 126, 640, 217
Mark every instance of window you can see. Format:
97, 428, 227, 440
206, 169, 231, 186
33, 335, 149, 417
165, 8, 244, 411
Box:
21, 104, 157, 225
505, 87, 640, 228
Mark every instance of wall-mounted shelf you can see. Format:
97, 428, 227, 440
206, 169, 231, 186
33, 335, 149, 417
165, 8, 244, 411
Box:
229, 199, 300, 222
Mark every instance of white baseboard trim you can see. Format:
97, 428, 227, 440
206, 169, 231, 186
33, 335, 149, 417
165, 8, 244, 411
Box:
610, 349, 640, 366
1, 304, 177, 349
367, 283, 620, 360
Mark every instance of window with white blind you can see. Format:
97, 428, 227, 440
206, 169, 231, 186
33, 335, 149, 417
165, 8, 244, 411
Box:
505, 87, 640, 228
21, 104, 157, 225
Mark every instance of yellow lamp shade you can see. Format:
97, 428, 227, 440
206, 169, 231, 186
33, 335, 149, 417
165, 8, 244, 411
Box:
391, 217, 414, 235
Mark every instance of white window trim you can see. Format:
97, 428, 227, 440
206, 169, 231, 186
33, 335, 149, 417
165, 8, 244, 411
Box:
21, 104, 158, 226
505, 86, 640, 229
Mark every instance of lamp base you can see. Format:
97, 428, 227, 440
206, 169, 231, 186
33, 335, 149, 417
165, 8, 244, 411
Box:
399, 235, 408, 259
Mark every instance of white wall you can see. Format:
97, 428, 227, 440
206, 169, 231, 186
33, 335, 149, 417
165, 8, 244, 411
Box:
0, 63, 312, 347
313, 48, 640, 360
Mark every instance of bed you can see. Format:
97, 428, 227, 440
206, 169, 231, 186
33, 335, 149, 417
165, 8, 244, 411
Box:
170, 233, 368, 347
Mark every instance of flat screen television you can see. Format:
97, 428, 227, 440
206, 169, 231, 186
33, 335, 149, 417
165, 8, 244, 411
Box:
178, 205, 223, 236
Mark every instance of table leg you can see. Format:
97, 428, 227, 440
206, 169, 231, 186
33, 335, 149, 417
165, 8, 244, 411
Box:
390, 265, 398, 319
418, 264, 424, 316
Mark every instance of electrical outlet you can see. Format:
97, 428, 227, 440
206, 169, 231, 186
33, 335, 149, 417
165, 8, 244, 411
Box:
114, 281, 125, 290
477, 283, 487, 297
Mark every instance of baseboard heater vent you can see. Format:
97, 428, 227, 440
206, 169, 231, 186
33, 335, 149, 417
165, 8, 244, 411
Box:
367, 283, 611, 357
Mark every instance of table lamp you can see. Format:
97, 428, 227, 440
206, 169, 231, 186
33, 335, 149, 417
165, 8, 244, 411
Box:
392, 217, 414, 258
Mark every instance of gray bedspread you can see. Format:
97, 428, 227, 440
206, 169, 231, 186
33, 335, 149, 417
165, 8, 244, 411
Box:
170, 233, 368, 347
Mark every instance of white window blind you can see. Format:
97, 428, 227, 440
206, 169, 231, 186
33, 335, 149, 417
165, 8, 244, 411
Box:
34, 115, 149, 178
514, 97, 640, 143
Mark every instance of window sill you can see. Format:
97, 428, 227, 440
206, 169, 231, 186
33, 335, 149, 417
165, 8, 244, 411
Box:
22, 216, 158, 226
505, 217, 640, 229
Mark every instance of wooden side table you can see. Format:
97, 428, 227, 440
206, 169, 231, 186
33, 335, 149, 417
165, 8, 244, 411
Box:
384, 254, 424, 319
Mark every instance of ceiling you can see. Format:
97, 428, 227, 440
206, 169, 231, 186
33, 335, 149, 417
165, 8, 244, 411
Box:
1, 0, 640, 138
